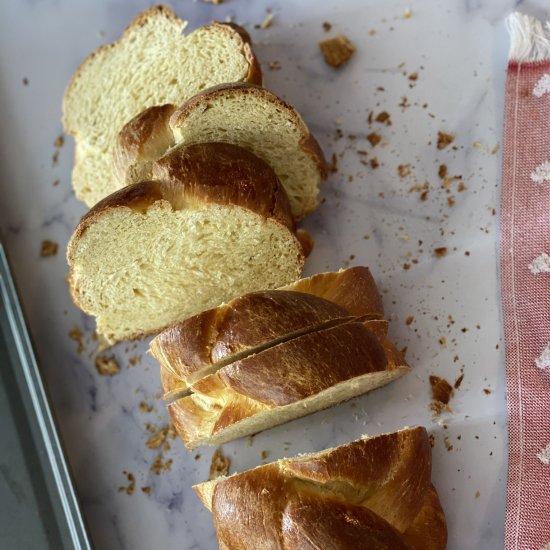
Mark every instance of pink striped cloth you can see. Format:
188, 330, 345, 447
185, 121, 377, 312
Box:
501, 13, 550, 550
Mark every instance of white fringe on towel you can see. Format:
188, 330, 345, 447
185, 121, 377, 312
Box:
507, 12, 550, 62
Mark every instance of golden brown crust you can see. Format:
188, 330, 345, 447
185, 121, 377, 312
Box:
280, 266, 385, 318
194, 428, 447, 549
152, 142, 295, 231
151, 290, 351, 389
169, 82, 327, 180
114, 104, 177, 185
214, 322, 387, 407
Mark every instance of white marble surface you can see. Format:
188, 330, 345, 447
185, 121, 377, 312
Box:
1, 0, 549, 548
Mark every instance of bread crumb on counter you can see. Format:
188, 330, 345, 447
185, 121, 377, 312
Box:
68, 326, 85, 354
433, 247, 448, 257
118, 472, 135, 495
322, 22, 332, 32
139, 401, 153, 413
319, 35, 356, 68
430, 375, 454, 404
256, 12, 275, 30
437, 131, 455, 150
150, 455, 173, 475
41, 240, 58, 257
54, 134, 64, 148
209, 448, 231, 480
95, 355, 120, 376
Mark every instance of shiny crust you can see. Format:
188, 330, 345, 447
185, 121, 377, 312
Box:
168, 321, 408, 446
151, 291, 352, 390
67, 143, 301, 330
193, 428, 447, 549
153, 266, 386, 398
280, 266, 385, 318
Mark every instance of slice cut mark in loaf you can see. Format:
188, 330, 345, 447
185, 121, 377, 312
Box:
151, 290, 355, 399
193, 427, 447, 550
67, 142, 304, 345
169, 321, 409, 449
115, 83, 327, 219
62, 5, 262, 207
152, 266, 386, 399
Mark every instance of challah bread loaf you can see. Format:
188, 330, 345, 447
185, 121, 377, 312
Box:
169, 321, 409, 449
67, 142, 304, 344
114, 83, 327, 219
62, 5, 262, 207
153, 266, 386, 400
194, 427, 447, 549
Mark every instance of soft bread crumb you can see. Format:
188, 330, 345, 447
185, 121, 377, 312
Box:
95, 355, 120, 376
41, 240, 58, 257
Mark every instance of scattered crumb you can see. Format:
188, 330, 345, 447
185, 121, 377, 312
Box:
256, 12, 274, 29
194, 454, 201, 461
437, 131, 455, 150
52, 179, 60, 187
438, 164, 448, 179
398, 164, 411, 178
403, 8, 413, 19
329, 153, 338, 173
139, 401, 153, 413
23, 77, 29, 86
475, 490, 480, 498
95, 355, 120, 376
319, 35, 356, 68
429, 434, 436, 447
247, 435, 255, 447
268, 60, 281, 71
322, 22, 332, 32
209, 448, 231, 480
141, 486, 151, 494
369, 157, 379, 169
201, 0, 222, 4
367, 132, 382, 147
454, 373, 465, 389
260, 450, 270, 460
375, 111, 391, 124
408, 72, 418, 81
405, 315, 414, 325
52, 150, 59, 166
150, 455, 173, 475
146, 426, 169, 449
399, 96, 411, 108
483, 388, 492, 395
439, 336, 447, 347
128, 355, 141, 366
430, 375, 454, 404
444, 436, 453, 451
54, 135, 64, 148
118, 472, 135, 495
40, 240, 58, 257
68, 326, 85, 354
434, 247, 448, 257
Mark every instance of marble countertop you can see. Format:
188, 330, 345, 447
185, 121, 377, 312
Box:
1, 1, 548, 548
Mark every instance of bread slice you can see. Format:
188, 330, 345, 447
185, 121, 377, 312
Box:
152, 266, 386, 399
169, 321, 409, 449
62, 5, 262, 207
114, 83, 327, 219
67, 142, 304, 344
194, 427, 447, 549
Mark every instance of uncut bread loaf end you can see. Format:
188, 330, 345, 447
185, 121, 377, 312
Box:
194, 427, 447, 550
114, 83, 328, 219
62, 5, 262, 207
67, 142, 305, 345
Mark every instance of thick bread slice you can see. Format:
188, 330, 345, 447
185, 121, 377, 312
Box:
62, 5, 262, 207
114, 83, 327, 219
151, 290, 353, 391
67, 142, 304, 344
153, 266, 385, 399
169, 322, 409, 449
193, 427, 447, 550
